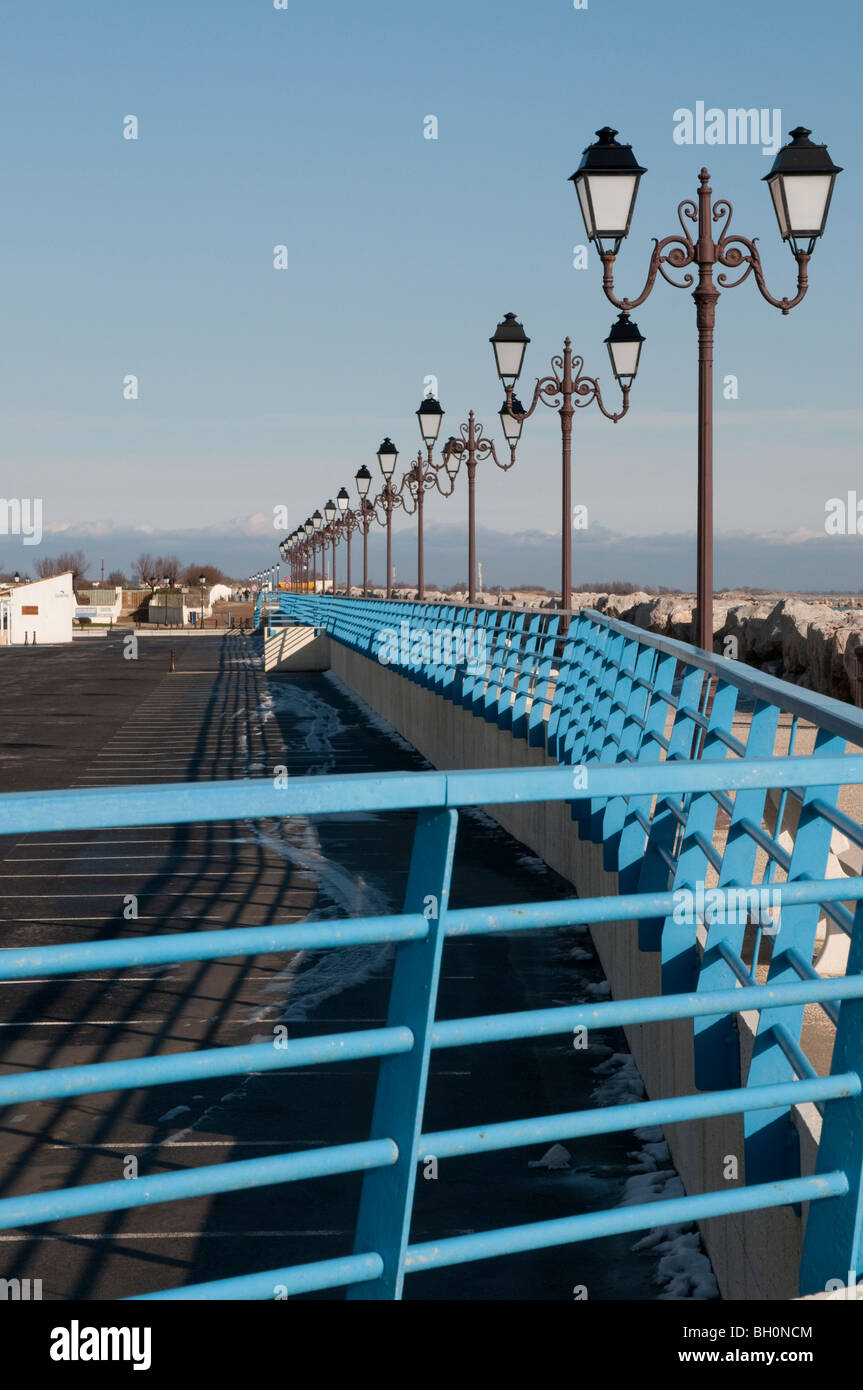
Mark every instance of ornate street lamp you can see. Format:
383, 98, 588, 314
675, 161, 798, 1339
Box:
569, 126, 646, 255
376, 440, 403, 599
324, 498, 337, 593
442, 409, 516, 604
416, 395, 444, 445
575, 123, 841, 650
490, 313, 530, 386
400, 435, 457, 599
410, 396, 452, 599
336, 486, 357, 596
764, 127, 842, 255
355, 466, 374, 596
605, 313, 646, 389
377, 437, 399, 479
495, 312, 640, 626
498, 395, 525, 447
304, 516, 316, 591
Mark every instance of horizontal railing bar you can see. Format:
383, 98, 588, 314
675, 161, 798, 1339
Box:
0, 1026, 414, 1107
0, 1140, 398, 1232
0, 771, 451, 833
431, 973, 863, 1047
4, 878, 862, 981
420, 1074, 858, 1159
130, 1252, 385, 1301
0, 915, 429, 980
3, 755, 863, 832
404, 1172, 848, 1274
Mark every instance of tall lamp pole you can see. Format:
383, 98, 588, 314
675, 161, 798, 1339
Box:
311, 510, 323, 592
324, 498, 338, 593
443, 408, 519, 604
492, 310, 643, 628
336, 486, 357, 596
412, 396, 452, 601
398, 442, 459, 600
355, 466, 374, 596
375, 438, 404, 600
303, 517, 315, 591
573, 125, 841, 651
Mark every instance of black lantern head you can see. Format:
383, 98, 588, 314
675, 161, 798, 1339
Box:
570, 127, 646, 255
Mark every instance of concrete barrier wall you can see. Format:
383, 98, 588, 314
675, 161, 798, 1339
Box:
265, 628, 329, 671
322, 638, 810, 1299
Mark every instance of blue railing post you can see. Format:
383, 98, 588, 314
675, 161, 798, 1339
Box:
694, 699, 781, 1089
637, 667, 705, 951
659, 680, 738, 995
346, 805, 459, 1299
744, 728, 847, 1186
798, 898, 863, 1297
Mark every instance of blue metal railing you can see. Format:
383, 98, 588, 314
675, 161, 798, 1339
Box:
2, 760, 863, 1298
3, 597, 863, 1297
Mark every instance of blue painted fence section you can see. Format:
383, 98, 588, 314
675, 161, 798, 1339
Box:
2, 596, 863, 1297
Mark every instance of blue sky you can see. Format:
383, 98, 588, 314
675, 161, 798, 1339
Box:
0, 0, 860, 587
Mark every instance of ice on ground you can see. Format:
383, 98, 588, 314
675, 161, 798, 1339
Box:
585, 980, 611, 998
634, 1125, 664, 1142
528, 1143, 572, 1169
633, 1225, 720, 1301
323, 670, 422, 756
591, 1052, 646, 1107
591, 1057, 719, 1299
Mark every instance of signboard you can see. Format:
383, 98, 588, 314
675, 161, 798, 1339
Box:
251, 583, 259, 594
75, 606, 116, 621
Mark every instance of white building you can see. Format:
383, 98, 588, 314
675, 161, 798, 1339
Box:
0, 573, 75, 646
147, 590, 213, 625
75, 585, 123, 624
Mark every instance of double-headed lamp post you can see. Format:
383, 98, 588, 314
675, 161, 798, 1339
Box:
376, 437, 405, 600
303, 517, 314, 591
443, 408, 521, 604
311, 509, 324, 592
324, 498, 338, 593
572, 124, 841, 651
355, 466, 374, 597
336, 486, 358, 596
302, 525, 311, 591
409, 396, 458, 600
492, 309, 644, 626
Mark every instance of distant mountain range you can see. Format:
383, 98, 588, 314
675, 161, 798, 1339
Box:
3, 519, 861, 592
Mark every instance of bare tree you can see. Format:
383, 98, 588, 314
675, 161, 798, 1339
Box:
55, 551, 88, 588
154, 554, 182, 584
107, 569, 127, 586
182, 563, 228, 587
132, 553, 156, 586
35, 557, 59, 578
